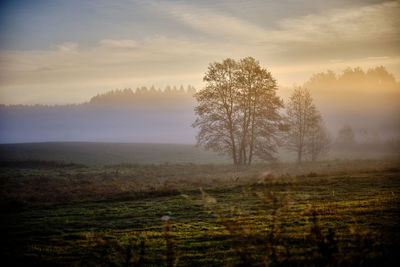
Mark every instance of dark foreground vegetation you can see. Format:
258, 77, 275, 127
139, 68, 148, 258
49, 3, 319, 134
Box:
1, 159, 399, 266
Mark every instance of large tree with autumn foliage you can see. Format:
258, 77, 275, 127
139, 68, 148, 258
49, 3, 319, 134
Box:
192, 57, 283, 166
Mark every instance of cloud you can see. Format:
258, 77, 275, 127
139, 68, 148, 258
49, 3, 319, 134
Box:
154, 2, 267, 43
0, 35, 218, 104
272, 1, 400, 44
99, 39, 138, 49
0, 36, 210, 72
53, 42, 79, 52
0, 1, 399, 104
159, 0, 400, 54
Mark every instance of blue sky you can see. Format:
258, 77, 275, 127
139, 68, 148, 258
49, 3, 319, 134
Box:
0, 0, 399, 104
0, 0, 390, 50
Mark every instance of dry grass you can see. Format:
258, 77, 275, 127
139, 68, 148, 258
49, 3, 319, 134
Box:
1, 159, 398, 206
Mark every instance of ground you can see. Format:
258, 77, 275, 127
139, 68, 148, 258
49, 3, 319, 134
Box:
1, 159, 399, 266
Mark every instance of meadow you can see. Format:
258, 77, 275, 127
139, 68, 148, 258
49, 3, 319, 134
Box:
1, 156, 399, 266
0, 142, 230, 165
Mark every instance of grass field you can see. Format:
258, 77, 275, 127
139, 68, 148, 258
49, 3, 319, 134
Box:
0, 142, 230, 165
1, 158, 399, 266
1, 142, 398, 166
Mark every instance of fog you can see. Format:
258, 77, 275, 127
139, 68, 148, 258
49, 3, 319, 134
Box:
305, 67, 400, 141
0, 67, 399, 160
0, 87, 197, 144
0, 106, 196, 144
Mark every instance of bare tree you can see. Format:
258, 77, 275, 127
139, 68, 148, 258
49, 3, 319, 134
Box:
193, 58, 239, 165
336, 125, 356, 146
235, 57, 283, 164
306, 121, 331, 161
193, 57, 283, 166
285, 87, 322, 162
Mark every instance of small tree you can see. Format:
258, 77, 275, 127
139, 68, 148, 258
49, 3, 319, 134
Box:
285, 87, 323, 162
306, 121, 331, 161
336, 125, 356, 146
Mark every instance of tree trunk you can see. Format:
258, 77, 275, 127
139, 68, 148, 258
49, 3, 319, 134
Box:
297, 148, 302, 163
248, 100, 257, 166
231, 143, 237, 166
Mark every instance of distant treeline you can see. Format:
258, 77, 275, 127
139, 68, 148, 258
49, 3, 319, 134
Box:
0, 85, 198, 143
0, 85, 197, 108
301, 66, 400, 141
89, 85, 196, 106
305, 66, 398, 88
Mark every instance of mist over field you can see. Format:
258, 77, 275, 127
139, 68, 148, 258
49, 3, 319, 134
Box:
1, 67, 399, 161
0, 87, 197, 144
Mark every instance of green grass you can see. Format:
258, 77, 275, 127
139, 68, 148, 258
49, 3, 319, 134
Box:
1, 159, 400, 266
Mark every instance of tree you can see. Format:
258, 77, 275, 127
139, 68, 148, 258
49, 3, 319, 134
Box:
306, 121, 331, 161
192, 57, 283, 166
235, 57, 284, 163
336, 125, 356, 146
193, 58, 239, 164
285, 87, 324, 162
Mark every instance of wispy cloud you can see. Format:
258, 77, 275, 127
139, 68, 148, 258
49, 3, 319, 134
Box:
98, 39, 138, 49
271, 1, 400, 44
158, 0, 400, 52
0, 35, 219, 104
53, 42, 79, 52
154, 1, 267, 42
0, 1, 399, 104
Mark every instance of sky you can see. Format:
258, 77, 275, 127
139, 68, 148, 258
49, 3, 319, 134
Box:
0, 0, 399, 104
